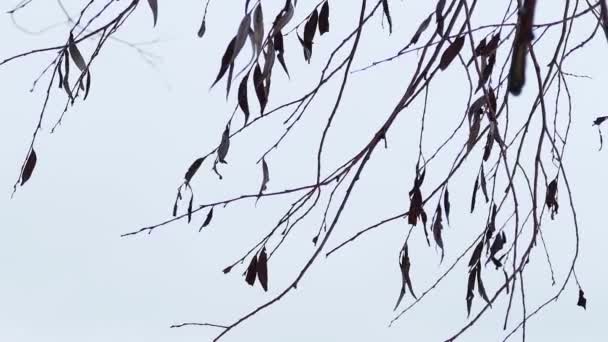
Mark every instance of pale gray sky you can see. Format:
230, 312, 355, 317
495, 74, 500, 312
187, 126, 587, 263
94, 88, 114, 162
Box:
1, 1, 606, 341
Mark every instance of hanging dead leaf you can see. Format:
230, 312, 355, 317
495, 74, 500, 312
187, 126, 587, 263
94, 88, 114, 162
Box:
467, 37, 486, 66
197, 19, 206, 38
381, 0, 393, 34
238, 72, 251, 124
467, 109, 481, 153
318, 1, 330, 35
439, 36, 465, 70
231, 13, 252, 65
257, 248, 269, 291
482, 34, 500, 58
245, 255, 258, 286
432, 205, 445, 261
187, 194, 194, 223
185, 157, 205, 184
483, 125, 495, 161
263, 40, 276, 80
253, 4, 264, 55
466, 267, 476, 317
475, 265, 491, 305
217, 125, 230, 164
469, 241, 483, 267
274, 31, 290, 77
273, 0, 294, 33
546, 178, 559, 219
258, 159, 270, 197
444, 186, 451, 225
172, 190, 181, 217
471, 176, 479, 213
199, 207, 214, 232
476, 52, 495, 92
83, 70, 92, 100
301, 9, 318, 62
436, 0, 446, 35
68, 33, 87, 73
253, 63, 267, 113
394, 243, 417, 310
211, 37, 236, 88
147, 0, 158, 26
577, 288, 587, 309
21, 149, 37, 186
480, 165, 489, 203
408, 14, 432, 47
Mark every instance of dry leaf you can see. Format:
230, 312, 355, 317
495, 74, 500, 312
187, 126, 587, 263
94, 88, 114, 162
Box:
439, 36, 465, 70
319, 1, 330, 35
21, 149, 37, 186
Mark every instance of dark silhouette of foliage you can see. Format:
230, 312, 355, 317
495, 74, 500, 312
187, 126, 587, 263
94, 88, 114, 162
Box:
4, 0, 605, 340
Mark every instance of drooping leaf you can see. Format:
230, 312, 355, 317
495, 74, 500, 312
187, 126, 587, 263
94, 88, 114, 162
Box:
274, 31, 290, 77
187, 194, 194, 223
68, 33, 87, 72
199, 207, 214, 232
486, 35, 501, 57
600, 0, 608, 44
63, 49, 73, 101
257, 248, 269, 291
262, 40, 276, 80
318, 1, 330, 35
467, 37, 486, 66
211, 37, 236, 88
245, 255, 258, 286
476, 265, 491, 305
231, 13, 252, 64
185, 157, 205, 184
467, 108, 481, 153
253, 4, 264, 55
468, 241, 484, 267
444, 186, 451, 225
57, 57, 65, 89
409, 14, 432, 47
301, 9, 318, 62
439, 36, 465, 70
258, 159, 270, 197
217, 125, 230, 164
546, 178, 559, 219
381, 0, 393, 34
489, 231, 506, 268
577, 288, 587, 309
471, 176, 479, 213
83, 70, 92, 100
432, 205, 445, 261
147, 0, 158, 26
238, 72, 251, 124
480, 165, 489, 203
466, 267, 476, 317
172, 190, 181, 217
476, 52, 496, 92
253, 63, 267, 113
394, 243, 417, 310
225, 59, 235, 99
197, 19, 206, 38
483, 125, 495, 162
273, 0, 294, 33
21, 149, 37, 186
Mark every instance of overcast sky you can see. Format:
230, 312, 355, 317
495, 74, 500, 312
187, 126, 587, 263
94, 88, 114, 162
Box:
1, 1, 607, 341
